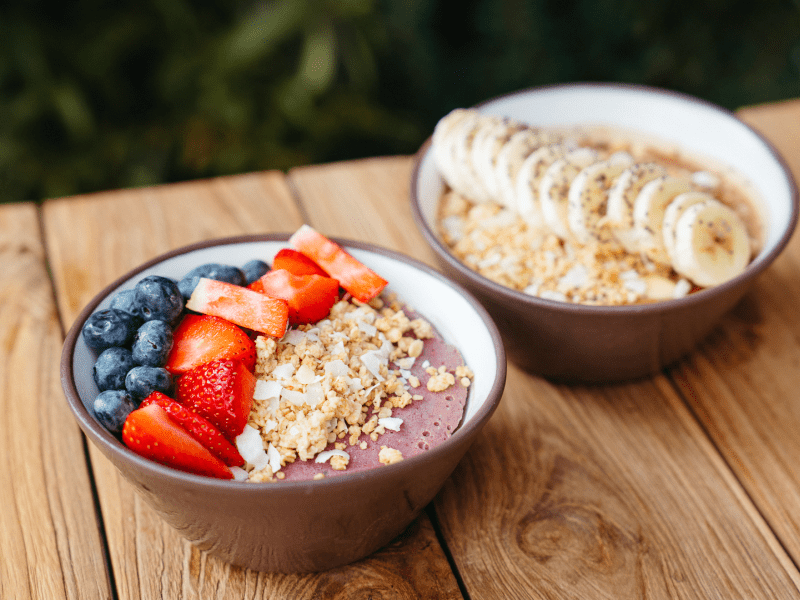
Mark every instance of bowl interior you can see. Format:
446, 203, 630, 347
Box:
70, 238, 502, 442
415, 83, 796, 268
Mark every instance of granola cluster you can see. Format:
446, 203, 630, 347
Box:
242, 294, 473, 482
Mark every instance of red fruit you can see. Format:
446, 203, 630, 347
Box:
165, 314, 256, 375
272, 248, 328, 277
141, 392, 244, 467
289, 225, 387, 303
186, 278, 289, 338
176, 359, 255, 441
122, 403, 233, 479
257, 269, 340, 325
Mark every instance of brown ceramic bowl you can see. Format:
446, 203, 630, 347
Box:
61, 234, 506, 572
411, 83, 798, 382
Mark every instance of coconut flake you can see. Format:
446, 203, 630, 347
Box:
263, 418, 278, 433
558, 264, 589, 289
281, 388, 306, 406
315, 449, 351, 464
254, 379, 282, 401
395, 356, 415, 370
378, 417, 403, 431
324, 359, 349, 378
673, 278, 692, 299
235, 425, 269, 471
267, 443, 282, 473
360, 350, 386, 381
296, 364, 322, 385
329, 340, 346, 357
272, 362, 295, 381
282, 329, 306, 345
357, 320, 377, 337
305, 381, 324, 408
230, 466, 249, 482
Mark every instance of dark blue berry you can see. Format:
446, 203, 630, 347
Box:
241, 259, 270, 285
93, 347, 136, 391
93, 390, 136, 434
109, 289, 142, 319
131, 320, 173, 366
177, 263, 245, 299
82, 309, 142, 351
134, 275, 184, 323
125, 366, 173, 400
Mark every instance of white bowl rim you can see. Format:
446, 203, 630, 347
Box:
410, 81, 799, 316
60, 233, 507, 492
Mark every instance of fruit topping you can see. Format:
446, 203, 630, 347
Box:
256, 269, 340, 325
122, 403, 233, 479
131, 319, 174, 367
288, 225, 387, 302
134, 275, 184, 323
108, 289, 143, 319
93, 390, 137, 434
185, 278, 289, 338
177, 263, 246, 300
176, 358, 255, 442
165, 314, 257, 374
93, 347, 137, 391
241, 259, 270, 285
82, 308, 142, 350
125, 365, 173, 400
271, 248, 329, 277
140, 392, 244, 467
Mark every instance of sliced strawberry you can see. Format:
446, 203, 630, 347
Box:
165, 314, 256, 375
257, 269, 340, 325
176, 358, 255, 442
272, 248, 328, 277
141, 392, 244, 467
122, 403, 233, 479
186, 278, 289, 338
289, 225, 387, 303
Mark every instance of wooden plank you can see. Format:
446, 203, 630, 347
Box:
289, 155, 800, 598
664, 101, 800, 562
43, 170, 461, 599
0, 203, 110, 600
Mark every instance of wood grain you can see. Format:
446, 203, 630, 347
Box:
288, 154, 800, 597
42, 171, 461, 599
666, 101, 800, 563
0, 203, 110, 600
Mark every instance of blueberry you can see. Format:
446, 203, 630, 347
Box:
177, 263, 245, 299
82, 309, 142, 351
93, 347, 136, 391
109, 289, 142, 319
93, 390, 136, 434
134, 275, 184, 323
241, 259, 270, 285
125, 366, 173, 400
131, 320, 173, 366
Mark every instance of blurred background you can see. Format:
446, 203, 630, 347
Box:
1, 0, 798, 203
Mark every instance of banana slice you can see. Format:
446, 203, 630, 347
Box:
633, 175, 693, 265
671, 198, 751, 287
567, 152, 634, 244
451, 114, 499, 203
661, 191, 715, 262
602, 162, 666, 252
470, 117, 528, 203
513, 143, 573, 227
538, 147, 600, 239
432, 109, 474, 192
494, 128, 565, 209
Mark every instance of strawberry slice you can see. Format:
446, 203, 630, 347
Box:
122, 403, 233, 479
288, 225, 388, 303
257, 269, 340, 325
140, 392, 244, 467
176, 358, 255, 442
271, 248, 328, 277
186, 278, 289, 338
165, 314, 256, 375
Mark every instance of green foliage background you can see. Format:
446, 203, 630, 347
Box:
1, 0, 798, 202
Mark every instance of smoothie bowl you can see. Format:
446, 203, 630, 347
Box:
411, 83, 798, 382
60, 230, 506, 572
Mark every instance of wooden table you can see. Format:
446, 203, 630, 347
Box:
4, 98, 800, 599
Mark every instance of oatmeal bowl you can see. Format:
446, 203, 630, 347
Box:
411, 83, 798, 382
60, 230, 506, 572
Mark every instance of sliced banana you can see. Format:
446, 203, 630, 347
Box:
539, 147, 600, 239
514, 143, 573, 227
661, 191, 715, 262
470, 117, 528, 203
432, 109, 475, 193
671, 198, 751, 287
451, 114, 498, 202
602, 162, 666, 252
633, 175, 694, 265
567, 152, 634, 244
494, 128, 565, 209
